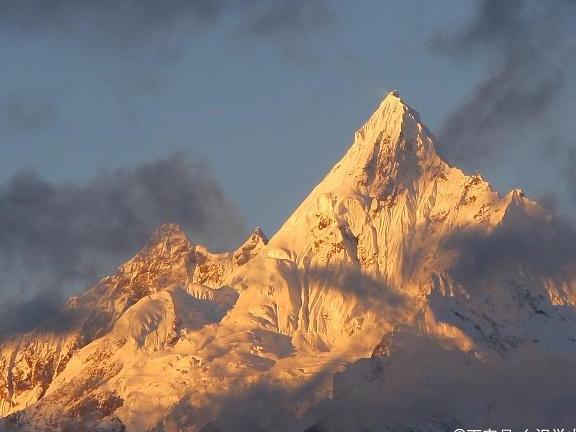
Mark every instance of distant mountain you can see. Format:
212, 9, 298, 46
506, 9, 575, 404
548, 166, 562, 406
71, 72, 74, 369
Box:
2, 92, 576, 431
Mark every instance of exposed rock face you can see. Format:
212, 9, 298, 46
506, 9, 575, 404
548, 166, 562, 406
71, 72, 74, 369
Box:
2, 92, 576, 431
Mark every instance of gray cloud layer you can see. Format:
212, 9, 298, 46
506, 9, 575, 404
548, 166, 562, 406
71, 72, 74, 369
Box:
434, 0, 576, 166
0, 154, 246, 333
307, 336, 576, 430
444, 209, 576, 283
0, 0, 332, 43
0, 1, 333, 132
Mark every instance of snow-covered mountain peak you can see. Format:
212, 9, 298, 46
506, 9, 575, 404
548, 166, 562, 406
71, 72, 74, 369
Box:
357, 90, 421, 141
98, 223, 194, 289
251, 226, 268, 244
232, 226, 268, 265
5, 92, 575, 432
268, 92, 443, 255
147, 223, 190, 247
314, 90, 439, 199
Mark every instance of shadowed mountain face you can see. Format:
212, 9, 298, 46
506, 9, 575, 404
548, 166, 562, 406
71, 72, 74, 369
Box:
2, 92, 576, 431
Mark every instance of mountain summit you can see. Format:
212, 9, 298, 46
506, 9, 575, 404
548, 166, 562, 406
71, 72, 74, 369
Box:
2, 93, 576, 431
281, 91, 436, 206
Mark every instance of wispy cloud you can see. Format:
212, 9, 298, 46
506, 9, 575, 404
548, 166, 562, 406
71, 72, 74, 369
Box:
433, 0, 576, 166
0, 0, 333, 45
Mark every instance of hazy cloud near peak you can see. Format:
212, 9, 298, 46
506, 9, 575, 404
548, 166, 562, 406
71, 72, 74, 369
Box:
434, 0, 576, 166
0, 153, 246, 333
316, 335, 576, 430
442, 209, 576, 285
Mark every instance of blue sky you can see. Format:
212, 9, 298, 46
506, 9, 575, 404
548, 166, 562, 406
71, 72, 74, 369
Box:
1, 0, 574, 239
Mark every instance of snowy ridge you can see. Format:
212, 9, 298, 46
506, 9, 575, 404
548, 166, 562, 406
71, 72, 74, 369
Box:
2, 91, 576, 431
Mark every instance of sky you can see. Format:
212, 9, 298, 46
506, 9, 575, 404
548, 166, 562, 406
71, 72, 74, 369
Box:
1, 0, 575, 310
0, 0, 479, 236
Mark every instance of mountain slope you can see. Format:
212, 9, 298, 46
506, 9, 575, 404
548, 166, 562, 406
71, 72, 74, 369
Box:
3, 91, 576, 431
0, 224, 266, 419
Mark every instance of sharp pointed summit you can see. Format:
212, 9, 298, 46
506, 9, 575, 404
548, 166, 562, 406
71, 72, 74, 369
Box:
301, 91, 437, 201
147, 223, 191, 248
268, 92, 444, 255
358, 90, 421, 140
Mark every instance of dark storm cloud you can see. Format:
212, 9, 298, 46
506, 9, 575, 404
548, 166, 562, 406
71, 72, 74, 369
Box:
0, 0, 332, 43
0, 291, 64, 334
0, 154, 246, 333
443, 209, 576, 283
308, 335, 576, 430
434, 0, 576, 164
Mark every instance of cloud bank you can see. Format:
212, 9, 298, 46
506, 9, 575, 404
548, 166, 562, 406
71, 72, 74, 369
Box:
0, 154, 246, 333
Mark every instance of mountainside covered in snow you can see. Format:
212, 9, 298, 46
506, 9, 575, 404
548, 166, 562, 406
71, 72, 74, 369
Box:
2, 92, 576, 431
